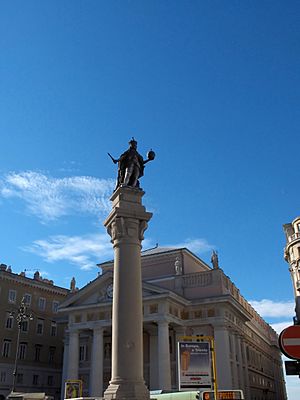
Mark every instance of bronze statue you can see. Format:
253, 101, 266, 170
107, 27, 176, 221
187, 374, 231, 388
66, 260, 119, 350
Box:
108, 138, 155, 190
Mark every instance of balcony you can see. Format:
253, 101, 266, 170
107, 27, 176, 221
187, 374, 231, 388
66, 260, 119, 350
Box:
288, 232, 300, 243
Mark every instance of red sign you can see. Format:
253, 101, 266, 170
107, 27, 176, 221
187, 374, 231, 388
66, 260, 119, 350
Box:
279, 325, 300, 359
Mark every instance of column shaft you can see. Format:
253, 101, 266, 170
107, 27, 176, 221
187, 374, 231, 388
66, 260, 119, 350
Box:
90, 327, 104, 396
214, 326, 231, 390
61, 340, 69, 400
157, 321, 171, 390
111, 241, 144, 381
67, 330, 79, 380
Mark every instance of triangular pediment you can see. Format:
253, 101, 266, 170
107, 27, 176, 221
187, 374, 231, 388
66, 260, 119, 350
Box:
59, 272, 173, 311
59, 271, 114, 309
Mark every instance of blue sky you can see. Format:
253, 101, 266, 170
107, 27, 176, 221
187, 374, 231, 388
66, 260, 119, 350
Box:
1, 1, 300, 397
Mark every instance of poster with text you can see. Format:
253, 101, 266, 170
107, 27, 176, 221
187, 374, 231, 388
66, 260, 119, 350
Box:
178, 341, 212, 391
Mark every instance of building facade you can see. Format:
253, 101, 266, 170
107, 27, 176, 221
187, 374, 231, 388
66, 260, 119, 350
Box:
283, 216, 300, 323
0, 265, 69, 400
59, 247, 287, 400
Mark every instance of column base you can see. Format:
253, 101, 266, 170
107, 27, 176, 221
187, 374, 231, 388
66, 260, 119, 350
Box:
104, 380, 150, 400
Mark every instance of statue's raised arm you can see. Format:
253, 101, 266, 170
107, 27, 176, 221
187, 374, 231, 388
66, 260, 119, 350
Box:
108, 138, 155, 190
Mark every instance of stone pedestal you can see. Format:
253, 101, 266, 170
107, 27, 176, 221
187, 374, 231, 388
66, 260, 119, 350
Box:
103, 186, 152, 400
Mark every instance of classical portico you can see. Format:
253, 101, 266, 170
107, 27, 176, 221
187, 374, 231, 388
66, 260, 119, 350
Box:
58, 247, 286, 400
60, 289, 179, 396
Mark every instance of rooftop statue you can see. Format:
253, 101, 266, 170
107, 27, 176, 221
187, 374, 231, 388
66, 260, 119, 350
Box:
211, 250, 219, 269
108, 138, 155, 190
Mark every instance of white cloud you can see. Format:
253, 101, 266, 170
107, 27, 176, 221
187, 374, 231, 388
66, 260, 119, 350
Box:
167, 238, 214, 254
249, 299, 295, 318
0, 171, 114, 222
23, 233, 113, 270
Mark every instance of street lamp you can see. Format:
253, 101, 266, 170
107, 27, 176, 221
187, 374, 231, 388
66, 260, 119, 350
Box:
10, 297, 33, 393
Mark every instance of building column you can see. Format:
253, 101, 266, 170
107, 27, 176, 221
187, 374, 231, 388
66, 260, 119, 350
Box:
90, 327, 104, 396
174, 327, 186, 390
214, 325, 231, 390
235, 334, 245, 390
241, 340, 251, 400
149, 330, 158, 390
66, 330, 79, 380
61, 338, 69, 400
234, 335, 242, 388
157, 320, 171, 390
230, 332, 239, 389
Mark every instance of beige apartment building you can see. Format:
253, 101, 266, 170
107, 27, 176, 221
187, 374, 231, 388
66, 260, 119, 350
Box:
0, 265, 69, 400
59, 247, 287, 400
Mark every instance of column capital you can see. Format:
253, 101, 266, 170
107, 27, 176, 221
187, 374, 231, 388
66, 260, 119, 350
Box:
104, 187, 152, 246
106, 216, 150, 245
68, 328, 80, 336
93, 325, 104, 334
213, 323, 231, 332
157, 319, 170, 327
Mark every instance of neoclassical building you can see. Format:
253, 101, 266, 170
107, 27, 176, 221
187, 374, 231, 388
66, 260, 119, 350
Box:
59, 247, 287, 400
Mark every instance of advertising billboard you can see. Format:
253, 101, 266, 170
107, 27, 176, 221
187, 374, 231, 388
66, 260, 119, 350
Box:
178, 341, 212, 391
64, 380, 83, 399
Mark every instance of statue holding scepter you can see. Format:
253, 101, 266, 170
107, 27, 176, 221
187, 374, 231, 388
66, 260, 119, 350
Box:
108, 138, 155, 190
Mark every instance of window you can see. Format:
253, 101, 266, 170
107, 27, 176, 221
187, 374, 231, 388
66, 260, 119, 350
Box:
207, 308, 215, 317
49, 346, 56, 363
36, 319, 44, 335
32, 375, 39, 385
0, 371, 6, 383
18, 342, 27, 360
79, 344, 87, 361
149, 304, 158, 314
52, 301, 59, 313
23, 293, 31, 306
50, 322, 57, 337
8, 289, 16, 303
38, 297, 46, 311
21, 320, 29, 333
47, 375, 54, 386
34, 345, 42, 361
2, 340, 11, 357
5, 313, 14, 329
17, 373, 23, 384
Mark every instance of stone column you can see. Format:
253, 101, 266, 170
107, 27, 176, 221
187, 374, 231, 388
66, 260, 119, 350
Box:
241, 340, 251, 400
149, 331, 158, 390
157, 320, 172, 390
103, 186, 152, 400
214, 325, 232, 390
235, 334, 245, 392
90, 327, 104, 396
61, 338, 69, 400
66, 330, 79, 380
230, 332, 239, 388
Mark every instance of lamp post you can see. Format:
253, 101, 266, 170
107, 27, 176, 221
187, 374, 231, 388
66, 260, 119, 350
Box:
10, 297, 33, 393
